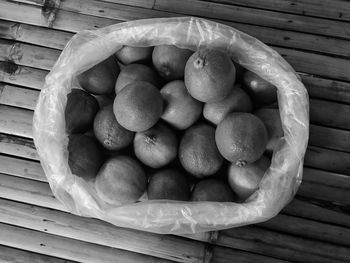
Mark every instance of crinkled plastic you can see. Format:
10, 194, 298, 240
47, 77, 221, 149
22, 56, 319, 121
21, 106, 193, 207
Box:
33, 17, 309, 234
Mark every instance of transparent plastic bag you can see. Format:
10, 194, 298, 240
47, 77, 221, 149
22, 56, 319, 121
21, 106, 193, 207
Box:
33, 17, 309, 234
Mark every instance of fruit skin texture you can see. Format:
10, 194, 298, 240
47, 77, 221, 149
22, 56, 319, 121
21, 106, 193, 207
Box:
254, 108, 283, 153
203, 85, 253, 125
179, 124, 224, 178
147, 169, 190, 201
191, 179, 236, 202
77, 56, 120, 95
113, 81, 163, 132
243, 70, 277, 106
115, 64, 160, 93
160, 80, 202, 130
134, 123, 178, 168
65, 89, 99, 134
93, 105, 134, 151
228, 155, 270, 201
215, 112, 268, 166
116, 46, 153, 65
95, 155, 147, 205
185, 49, 236, 103
68, 134, 104, 181
152, 45, 193, 81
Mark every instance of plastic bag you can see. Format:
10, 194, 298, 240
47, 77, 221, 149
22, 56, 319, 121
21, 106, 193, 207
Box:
33, 17, 309, 234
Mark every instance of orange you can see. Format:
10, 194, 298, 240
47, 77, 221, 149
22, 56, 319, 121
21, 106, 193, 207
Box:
215, 112, 268, 166
185, 49, 235, 102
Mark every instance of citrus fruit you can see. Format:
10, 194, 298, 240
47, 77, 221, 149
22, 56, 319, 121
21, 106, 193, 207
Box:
191, 179, 236, 202
152, 45, 193, 81
78, 56, 119, 95
113, 81, 163, 132
185, 48, 236, 102
65, 89, 99, 134
147, 169, 190, 201
116, 46, 153, 65
203, 84, 252, 125
115, 63, 160, 93
160, 80, 202, 130
228, 155, 270, 201
179, 124, 223, 178
93, 105, 134, 151
215, 112, 268, 166
243, 70, 277, 106
68, 134, 104, 181
134, 122, 177, 168
95, 155, 147, 205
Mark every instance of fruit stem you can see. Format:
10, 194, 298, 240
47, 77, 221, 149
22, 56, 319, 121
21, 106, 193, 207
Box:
161, 66, 171, 78
235, 160, 247, 167
193, 58, 205, 69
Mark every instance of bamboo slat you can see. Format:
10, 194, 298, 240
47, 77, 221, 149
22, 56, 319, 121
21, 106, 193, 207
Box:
303, 167, 350, 188
0, 222, 176, 263
300, 75, 350, 104
4, 197, 346, 263
211, 246, 290, 263
309, 125, 350, 152
102, 0, 155, 9
101, 0, 350, 57
19, 0, 347, 44
2, 8, 350, 58
201, 0, 350, 21
283, 198, 350, 228
0, 245, 76, 263
0, 62, 47, 90
0, 155, 44, 181
0, 39, 59, 71
0, 0, 116, 32
305, 145, 350, 175
259, 214, 350, 247
226, 21, 350, 58
0, 198, 208, 263
219, 225, 350, 263
60, 0, 172, 21
0, 83, 38, 110
300, 168, 350, 205
298, 181, 350, 206
310, 99, 350, 130
0, 173, 64, 211
0, 20, 73, 50
153, 0, 350, 40
273, 46, 350, 82
0, 134, 38, 160
0, 105, 33, 138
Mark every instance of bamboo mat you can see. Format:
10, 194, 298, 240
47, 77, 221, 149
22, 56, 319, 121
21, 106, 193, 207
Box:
0, 0, 350, 262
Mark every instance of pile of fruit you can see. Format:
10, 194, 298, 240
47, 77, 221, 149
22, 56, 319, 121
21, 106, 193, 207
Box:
65, 44, 283, 206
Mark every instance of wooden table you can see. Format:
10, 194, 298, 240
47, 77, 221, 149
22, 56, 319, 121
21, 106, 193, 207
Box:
1, 0, 350, 262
